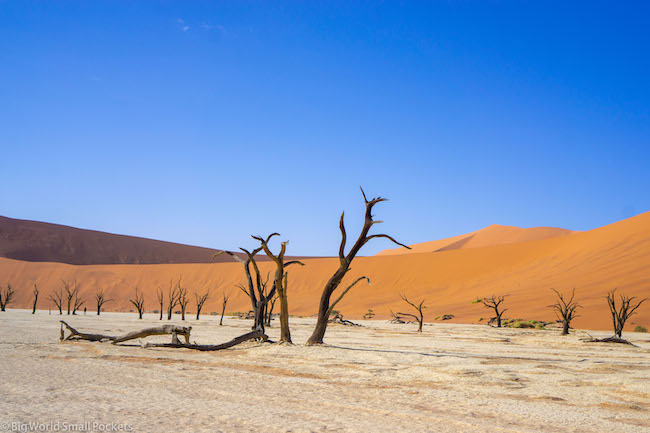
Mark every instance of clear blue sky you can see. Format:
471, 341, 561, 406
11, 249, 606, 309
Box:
1, 1, 649, 256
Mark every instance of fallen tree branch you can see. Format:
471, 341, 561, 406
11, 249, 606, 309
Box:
581, 335, 637, 346
60, 321, 192, 345
142, 329, 266, 351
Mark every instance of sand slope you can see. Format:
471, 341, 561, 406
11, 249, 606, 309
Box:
377, 224, 574, 255
1, 212, 649, 332
0, 215, 235, 265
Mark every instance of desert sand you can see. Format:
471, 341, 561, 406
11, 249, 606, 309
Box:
2, 212, 649, 331
376, 224, 574, 255
0, 310, 649, 432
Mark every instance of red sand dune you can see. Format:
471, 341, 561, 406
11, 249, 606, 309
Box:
377, 224, 574, 255
1, 212, 649, 332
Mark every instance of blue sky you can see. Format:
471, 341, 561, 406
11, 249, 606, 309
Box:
1, 1, 649, 256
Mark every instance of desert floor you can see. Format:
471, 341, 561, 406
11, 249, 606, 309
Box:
1, 310, 649, 433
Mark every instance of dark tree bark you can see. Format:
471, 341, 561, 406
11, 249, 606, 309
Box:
156, 287, 164, 320
253, 233, 305, 344
95, 290, 111, 315
143, 329, 265, 351
477, 295, 508, 328
60, 320, 192, 344
129, 287, 146, 319
549, 289, 581, 335
62, 280, 78, 315
214, 248, 281, 334
49, 288, 64, 315
166, 279, 181, 320
307, 188, 410, 345
178, 284, 189, 321
398, 294, 426, 332
0, 283, 15, 312
265, 296, 277, 326
72, 293, 85, 315
194, 288, 210, 320
220, 292, 229, 326
606, 289, 647, 338
31, 284, 39, 314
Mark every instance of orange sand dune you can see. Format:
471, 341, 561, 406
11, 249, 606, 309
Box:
1, 212, 649, 333
377, 224, 573, 255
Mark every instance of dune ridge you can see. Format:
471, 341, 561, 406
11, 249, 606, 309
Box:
377, 224, 574, 255
1, 212, 649, 332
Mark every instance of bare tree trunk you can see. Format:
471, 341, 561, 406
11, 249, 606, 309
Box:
307, 189, 409, 345
254, 234, 305, 344
60, 321, 191, 344
219, 293, 229, 326
31, 284, 39, 314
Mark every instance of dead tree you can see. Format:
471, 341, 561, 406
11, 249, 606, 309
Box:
253, 233, 305, 344
389, 310, 406, 324
307, 188, 410, 345
549, 289, 581, 335
95, 290, 111, 315
72, 290, 85, 315
60, 320, 191, 344
166, 279, 181, 320
129, 287, 146, 319
265, 295, 277, 326
214, 248, 281, 335
49, 288, 64, 315
62, 279, 80, 315
606, 289, 647, 338
476, 295, 509, 327
398, 294, 426, 332
194, 288, 210, 320
178, 283, 189, 320
60, 320, 263, 352
220, 291, 229, 326
32, 284, 39, 314
0, 283, 15, 312
156, 287, 164, 320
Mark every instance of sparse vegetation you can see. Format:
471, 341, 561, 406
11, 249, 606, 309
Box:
606, 289, 647, 338
0, 283, 15, 312
194, 288, 210, 320
474, 294, 508, 327
549, 288, 581, 335
398, 293, 426, 332
634, 325, 647, 333
129, 287, 145, 319
95, 289, 111, 315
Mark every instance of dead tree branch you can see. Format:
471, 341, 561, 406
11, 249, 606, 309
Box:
307, 188, 410, 345
398, 293, 426, 332
475, 294, 509, 328
549, 288, 581, 335
0, 283, 15, 312
606, 289, 647, 338
129, 287, 146, 319
95, 290, 111, 315
49, 288, 64, 315
220, 291, 230, 326
194, 288, 210, 320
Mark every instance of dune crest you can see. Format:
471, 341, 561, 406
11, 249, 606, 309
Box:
377, 224, 574, 255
